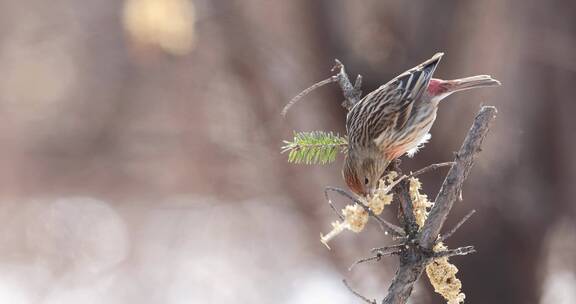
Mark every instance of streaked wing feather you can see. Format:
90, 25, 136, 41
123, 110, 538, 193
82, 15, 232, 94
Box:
346, 53, 443, 148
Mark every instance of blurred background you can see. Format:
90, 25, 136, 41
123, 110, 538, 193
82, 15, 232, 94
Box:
0, 0, 575, 303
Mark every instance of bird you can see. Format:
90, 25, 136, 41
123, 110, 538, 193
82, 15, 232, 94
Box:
343, 52, 500, 196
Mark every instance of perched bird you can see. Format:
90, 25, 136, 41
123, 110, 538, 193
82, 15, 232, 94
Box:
343, 52, 500, 196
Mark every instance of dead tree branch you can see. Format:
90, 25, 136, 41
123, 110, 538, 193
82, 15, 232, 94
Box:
420, 106, 497, 248
382, 106, 497, 304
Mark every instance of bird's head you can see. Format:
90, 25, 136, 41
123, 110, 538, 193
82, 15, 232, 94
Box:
343, 150, 390, 197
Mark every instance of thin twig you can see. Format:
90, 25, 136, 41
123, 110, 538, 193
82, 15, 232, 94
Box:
281, 76, 337, 116
342, 279, 377, 304
432, 246, 476, 259
371, 244, 404, 253
407, 162, 455, 179
439, 209, 476, 242
325, 187, 405, 237
349, 253, 384, 272
282, 58, 363, 116
324, 187, 345, 220
349, 248, 402, 271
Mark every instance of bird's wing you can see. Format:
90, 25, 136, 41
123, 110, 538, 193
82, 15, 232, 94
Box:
346, 53, 443, 147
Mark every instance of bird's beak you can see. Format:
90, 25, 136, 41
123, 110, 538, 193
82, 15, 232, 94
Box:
367, 187, 377, 197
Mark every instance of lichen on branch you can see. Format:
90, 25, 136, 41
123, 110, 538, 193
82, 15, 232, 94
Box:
409, 177, 466, 304
320, 172, 399, 248
426, 243, 466, 304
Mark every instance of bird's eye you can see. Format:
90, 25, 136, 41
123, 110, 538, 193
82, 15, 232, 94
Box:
364, 177, 369, 185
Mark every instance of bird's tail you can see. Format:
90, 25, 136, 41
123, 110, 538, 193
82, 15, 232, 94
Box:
445, 75, 501, 93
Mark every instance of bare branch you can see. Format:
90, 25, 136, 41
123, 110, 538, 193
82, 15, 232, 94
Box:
371, 244, 404, 253
382, 106, 497, 304
282, 59, 363, 116
349, 248, 401, 272
391, 179, 419, 237
419, 106, 497, 249
324, 187, 345, 221
281, 76, 337, 116
439, 209, 476, 242
343, 279, 377, 304
432, 246, 476, 259
349, 253, 383, 272
408, 162, 455, 179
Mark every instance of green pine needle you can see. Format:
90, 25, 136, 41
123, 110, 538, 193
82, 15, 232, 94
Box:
281, 131, 348, 165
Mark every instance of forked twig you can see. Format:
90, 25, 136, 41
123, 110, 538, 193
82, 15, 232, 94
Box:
349, 254, 384, 272
407, 162, 455, 179
343, 279, 377, 304
324, 187, 345, 220
349, 247, 401, 271
439, 209, 476, 242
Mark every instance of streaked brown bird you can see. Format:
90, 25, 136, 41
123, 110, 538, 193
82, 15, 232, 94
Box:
343, 52, 500, 196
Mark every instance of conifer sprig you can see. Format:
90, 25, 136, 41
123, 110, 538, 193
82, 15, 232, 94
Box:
282, 131, 348, 165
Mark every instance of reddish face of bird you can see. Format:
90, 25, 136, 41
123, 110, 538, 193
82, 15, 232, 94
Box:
343, 165, 365, 196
